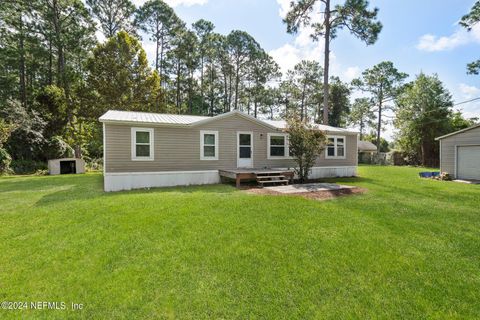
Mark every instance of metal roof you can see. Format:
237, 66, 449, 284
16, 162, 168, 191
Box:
435, 123, 480, 140
263, 119, 358, 134
358, 140, 378, 152
99, 110, 358, 134
99, 110, 209, 125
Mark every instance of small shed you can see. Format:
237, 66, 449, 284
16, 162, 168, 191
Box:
48, 158, 85, 175
358, 140, 378, 164
358, 140, 378, 153
436, 124, 480, 180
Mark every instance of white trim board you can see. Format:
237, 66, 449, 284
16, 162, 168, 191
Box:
325, 135, 347, 159
237, 131, 254, 168
131, 127, 154, 161
267, 133, 293, 160
200, 130, 219, 161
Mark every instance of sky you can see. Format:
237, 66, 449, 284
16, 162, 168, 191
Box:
130, 0, 480, 140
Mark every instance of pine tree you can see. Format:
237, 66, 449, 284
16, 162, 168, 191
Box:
284, 0, 382, 124
86, 31, 162, 115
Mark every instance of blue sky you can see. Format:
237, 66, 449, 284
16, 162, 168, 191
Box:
132, 0, 480, 139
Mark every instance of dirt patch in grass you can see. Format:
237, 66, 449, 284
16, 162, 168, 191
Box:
244, 186, 367, 201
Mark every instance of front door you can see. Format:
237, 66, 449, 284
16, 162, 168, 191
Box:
237, 132, 253, 168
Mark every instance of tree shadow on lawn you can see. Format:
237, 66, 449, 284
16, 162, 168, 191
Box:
33, 178, 237, 207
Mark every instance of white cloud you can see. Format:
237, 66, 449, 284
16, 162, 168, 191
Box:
269, 43, 324, 73
142, 41, 158, 67
416, 24, 480, 52
459, 83, 480, 98
344, 66, 361, 82
132, 0, 207, 7
271, 1, 330, 74
276, 0, 291, 18
451, 84, 480, 121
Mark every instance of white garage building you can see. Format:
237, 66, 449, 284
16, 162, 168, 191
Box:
436, 124, 480, 180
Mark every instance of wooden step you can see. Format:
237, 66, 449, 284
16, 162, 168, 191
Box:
255, 171, 286, 175
256, 175, 286, 180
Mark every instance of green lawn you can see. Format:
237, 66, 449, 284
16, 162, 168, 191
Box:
0, 166, 479, 319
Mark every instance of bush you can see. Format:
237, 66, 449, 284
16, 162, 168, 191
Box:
10, 160, 47, 175
0, 148, 12, 174
85, 158, 103, 172
44, 136, 74, 160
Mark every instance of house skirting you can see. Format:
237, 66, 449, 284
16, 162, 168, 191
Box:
309, 166, 357, 179
103, 166, 357, 192
104, 170, 221, 192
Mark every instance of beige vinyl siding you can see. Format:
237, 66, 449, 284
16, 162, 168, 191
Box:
104, 113, 358, 173
440, 126, 480, 177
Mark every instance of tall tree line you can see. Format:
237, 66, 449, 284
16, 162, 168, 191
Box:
2, 0, 473, 171
1, 0, 349, 169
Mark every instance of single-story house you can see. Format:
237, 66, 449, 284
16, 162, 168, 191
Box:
436, 123, 480, 180
99, 110, 359, 191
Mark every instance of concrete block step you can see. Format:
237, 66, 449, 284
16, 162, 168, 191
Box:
257, 179, 289, 184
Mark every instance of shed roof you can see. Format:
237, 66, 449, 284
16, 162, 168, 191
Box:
358, 140, 378, 152
99, 110, 358, 134
435, 123, 480, 140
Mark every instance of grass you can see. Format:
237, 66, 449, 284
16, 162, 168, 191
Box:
0, 166, 479, 319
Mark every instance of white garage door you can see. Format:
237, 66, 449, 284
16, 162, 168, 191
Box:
457, 146, 480, 180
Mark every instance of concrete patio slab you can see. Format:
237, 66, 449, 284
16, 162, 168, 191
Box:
453, 179, 480, 185
265, 183, 356, 194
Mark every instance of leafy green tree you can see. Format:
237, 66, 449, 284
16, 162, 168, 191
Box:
363, 132, 389, 152
284, 0, 382, 125
461, 1, 480, 74
327, 77, 350, 127
0, 100, 46, 160
352, 61, 408, 153
287, 114, 327, 182
394, 73, 453, 166
35, 85, 69, 138
348, 97, 375, 139
0, 119, 17, 149
86, 0, 136, 38
450, 111, 478, 131
86, 31, 162, 115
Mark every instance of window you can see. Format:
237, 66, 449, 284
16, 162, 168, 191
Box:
326, 135, 346, 159
200, 130, 218, 160
131, 128, 154, 161
268, 133, 291, 159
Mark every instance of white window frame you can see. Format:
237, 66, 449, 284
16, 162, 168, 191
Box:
200, 130, 219, 160
267, 133, 292, 159
131, 127, 154, 161
325, 135, 346, 159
